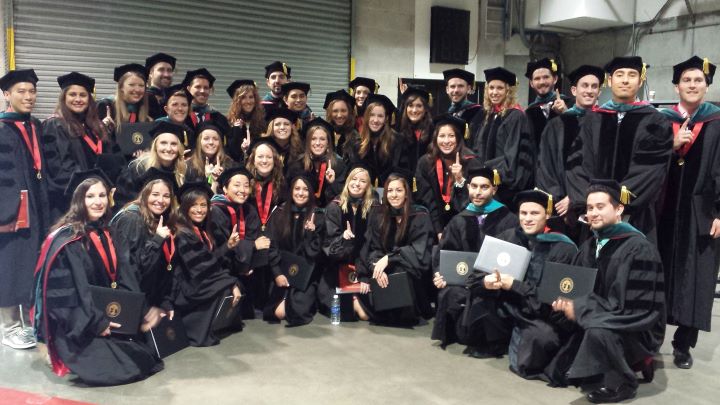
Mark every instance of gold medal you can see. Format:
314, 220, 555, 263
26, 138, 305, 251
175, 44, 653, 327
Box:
445, 203, 451, 211
167, 264, 172, 271
678, 158, 685, 166
261, 225, 266, 232
36, 171, 42, 180
111, 281, 117, 289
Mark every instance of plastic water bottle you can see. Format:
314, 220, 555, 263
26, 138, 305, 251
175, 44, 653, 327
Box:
330, 294, 341, 325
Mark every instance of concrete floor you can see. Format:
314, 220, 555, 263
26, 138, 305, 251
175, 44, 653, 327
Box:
1, 302, 718, 405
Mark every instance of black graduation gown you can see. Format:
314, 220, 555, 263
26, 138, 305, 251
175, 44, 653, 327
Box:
146, 87, 165, 120
430, 206, 518, 347
344, 131, 405, 187
415, 150, 476, 235
472, 108, 535, 206
449, 101, 484, 149
545, 227, 665, 388
356, 206, 434, 325
33, 225, 162, 386
109, 206, 174, 311
565, 106, 672, 239
0, 115, 49, 307
96, 98, 147, 160
226, 120, 266, 163
535, 112, 584, 203
184, 106, 229, 151
493, 228, 578, 379
286, 155, 347, 208
657, 112, 720, 332
319, 200, 379, 318
334, 127, 358, 161
172, 227, 238, 346
114, 160, 175, 210
263, 205, 325, 326
525, 94, 573, 151
397, 124, 433, 175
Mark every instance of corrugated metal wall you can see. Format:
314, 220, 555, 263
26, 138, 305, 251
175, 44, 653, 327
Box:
12, 0, 351, 118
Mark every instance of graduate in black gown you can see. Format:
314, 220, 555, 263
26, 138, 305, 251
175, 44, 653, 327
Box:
261, 61, 291, 117
154, 84, 195, 150
415, 114, 476, 240
442, 69, 483, 147
110, 168, 177, 325
524, 58, 571, 150
323, 89, 357, 158
345, 94, 405, 186
145, 53, 177, 120
397, 86, 434, 172
262, 108, 303, 175
536, 65, 604, 223
349, 77, 378, 132
566, 57, 673, 240
431, 164, 518, 349
549, 180, 664, 403
33, 169, 162, 385
264, 176, 325, 326
356, 172, 434, 325
173, 181, 242, 346
209, 168, 261, 318
657, 56, 720, 369
478, 189, 577, 378
320, 164, 380, 320
226, 79, 266, 162
42, 72, 110, 222
185, 121, 237, 193
471, 67, 535, 206
0, 69, 49, 350
183, 68, 229, 147
114, 121, 187, 209
286, 118, 347, 207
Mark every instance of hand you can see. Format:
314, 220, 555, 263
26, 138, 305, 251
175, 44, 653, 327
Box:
164, 310, 174, 321
204, 157, 215, 177
710, 218, 720, 238
241, 127, 251, 153
483, 269, 503, 290
102, 106, 115, 128
451, 152, 463, 183
499, 273, 514, 291
304, 212, 316, 232
551, 91, 567, 114
359, 282, 370, 294
211, 165, 224, 181
100, 321, 122, 337
140, 306, 164, 332
155, 215, 171, 239
372, 255, 389, 279
398, 78, 408, 94
375, 272, 389, 288
437, 232, 443, 241
555, 196, 570, 216
231, 285, 242, 306
673, 118, 693, 150
310, 112, 316, 120
552, 298, 575, 321
325, 160, 335, 184
132, 149, 148, 159
227, 223, 241, 249
433, 272, 447, 289
232, 118, 245, 128
254, 236, 270, 250
342, 221, 355, 240
275, 274, 290, 288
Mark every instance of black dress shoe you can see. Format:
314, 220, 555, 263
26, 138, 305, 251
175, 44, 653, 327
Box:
586, 384, 637, 404
673, 349, 693, 369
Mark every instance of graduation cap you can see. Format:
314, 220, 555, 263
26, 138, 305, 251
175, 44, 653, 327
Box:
432, 113, 468, 140
150, 120, 187, 140
604, 57, 646, 81
525, 58, 559, 79
56, 72, 95, 93
217, 166, 252, 188
64, 168, 114, 198
280, 81, 311, 96
113, 63, 147, 82
196, 120, 229, 142
586, 178, 634, 205
288, 173, 318, 195
568, 65, 605, 86
465, 161, 500, 186
672, 56, 716, 85
347, 161, 373, 177
226, 79, 257, 98
264, 61, 291, 79
178, 181, 213, 200
387, 167, 415, 191
442, 69, 474, 86
514, 188, 553, 216
484, 67, 518, 86
145, 53, 177, 70
349, 77, 378, 93
248, 136, 281, 154
303, 117, 334, 138
266, 107, 298, 123
162, 84, 192, 106
364, 94, 396, 116
141, 167, 179, 194
0, 69, 38, 90
182, 68, 216, 87
323, 89, 355, 109
402, 86, 432, 107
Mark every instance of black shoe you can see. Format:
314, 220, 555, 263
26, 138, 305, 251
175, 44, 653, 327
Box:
586, 384, 637, 404
467, 344, 506, 359
673, 349, 693, 369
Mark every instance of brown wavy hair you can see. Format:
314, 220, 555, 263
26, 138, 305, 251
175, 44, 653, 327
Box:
358, 101, 395, 162
245, 144, 285, 204
262, 117, 304, 164
324, 99, 356, 134
50, 177, 113, 235
301, 123, 338, 171
226, 84, 265, 136
126, 179, 177, 234
483, 82, 519, 122
398, 94, 432, 146
54, 87, 107, 142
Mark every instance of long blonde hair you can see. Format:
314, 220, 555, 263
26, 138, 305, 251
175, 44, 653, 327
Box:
262, 118, 303, 163
301, 124, 337, 171
483, 83, 519, 122
338, 167, 374, 219
189, 127, 231, 177
114, 71, 151, 132
138, 137, 187, 187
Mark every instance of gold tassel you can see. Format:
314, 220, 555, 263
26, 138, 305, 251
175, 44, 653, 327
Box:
620, 186, 636, 205
109, 188, 116, 208
703, 58, 710, 75
641, 63, 647, 81
349, 87, 354, 96
282, 63, 288, 76
374, 82, 379, 93
374, 178, 378, 188
428, 93, 434, 107
464, 123, 469, 140
602, 73, 608, 88
550, 59, 558, 73
253, 81, 257, 87
92, 85, 96, 100
296, 119, 302, 131
183, 130, 188, 147
547, 195, 553, 216
334, 132, 339, 147
391, 112, 396, 127
493, 169, 501, 186
412, 177, 417, 192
